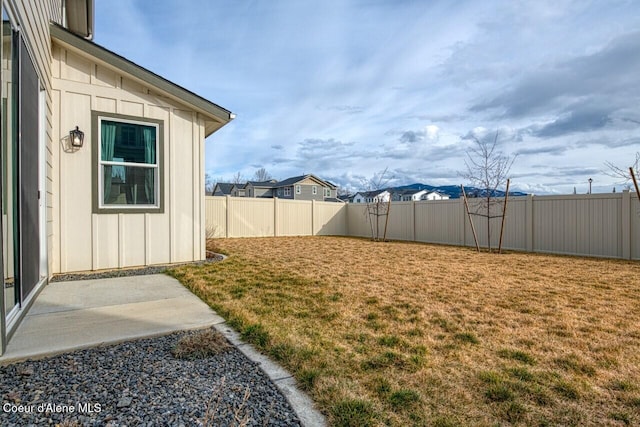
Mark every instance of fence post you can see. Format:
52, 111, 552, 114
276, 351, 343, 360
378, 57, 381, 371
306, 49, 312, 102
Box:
344, 203, 350, 236
412, 200, 416, 241
459, 197, 466, 246
622, 190, 631, 259
311, 200, 316, 236
225, 195, 230, 238
526, 194, 534, 252
274, 197, 279, 237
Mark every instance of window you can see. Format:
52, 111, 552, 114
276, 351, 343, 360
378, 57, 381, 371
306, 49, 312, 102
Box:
284, 187, 291, 197
324, 187, 331, 197
312, 185, 317, 195
93, 112, 163, 213
296, 185, 301, 194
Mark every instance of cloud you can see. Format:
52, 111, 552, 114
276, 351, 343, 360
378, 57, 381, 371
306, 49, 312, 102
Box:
515, 166, 601, 179
318, 105, 365, 114
396, 125, 440, 144
532, 109, 611, 138
399, 131, 424, 143
470, 30, 640, 120
96, 1, 640, 196
461, 126, 522, 144
425, 125, 440, 141
461, 127, 490, 140
284, 138, 360, 172
514, 145, 569, 156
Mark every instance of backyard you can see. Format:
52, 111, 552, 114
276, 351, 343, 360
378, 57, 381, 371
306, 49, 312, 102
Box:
171, 236, 640, 426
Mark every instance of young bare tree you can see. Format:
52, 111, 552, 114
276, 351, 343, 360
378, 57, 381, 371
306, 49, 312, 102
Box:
460, 131, 516, 252
604, 151, 640, 188
360, 167, 394, 241
252, 167, 273, 182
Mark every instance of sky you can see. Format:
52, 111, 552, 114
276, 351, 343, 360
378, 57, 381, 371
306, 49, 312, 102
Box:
94, 0, 640, 195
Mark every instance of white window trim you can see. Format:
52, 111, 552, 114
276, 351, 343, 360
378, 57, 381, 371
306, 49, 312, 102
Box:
312, 185, 317, 195
296, 185, 301, 194
284, 187, 291, 197
97, 115, 160, 210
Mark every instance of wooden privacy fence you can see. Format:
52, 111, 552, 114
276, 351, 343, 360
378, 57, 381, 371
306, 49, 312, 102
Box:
206, 191, 640, 260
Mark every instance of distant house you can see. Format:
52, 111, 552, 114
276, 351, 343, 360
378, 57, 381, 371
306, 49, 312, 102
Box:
353, 190, 391, 204
211, 183, 236, 196
338, 194, 354, 203
272, 175, 338, 201
244, 179, 278, 198
391, 189, 428, 202
219, 174, 338, 201
421, 191, 450, 201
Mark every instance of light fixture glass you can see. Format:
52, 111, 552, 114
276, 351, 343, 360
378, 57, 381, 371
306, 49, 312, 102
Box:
70, 126, 84, 148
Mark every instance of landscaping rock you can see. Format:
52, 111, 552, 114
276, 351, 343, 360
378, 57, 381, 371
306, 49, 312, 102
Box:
0, 329, 301, 426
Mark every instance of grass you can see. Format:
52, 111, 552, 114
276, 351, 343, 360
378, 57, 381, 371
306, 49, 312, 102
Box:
171, 328, 231, 360
170, 236, 640, 426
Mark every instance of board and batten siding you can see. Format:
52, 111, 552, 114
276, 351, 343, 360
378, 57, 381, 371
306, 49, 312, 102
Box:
51, 43, 206, 273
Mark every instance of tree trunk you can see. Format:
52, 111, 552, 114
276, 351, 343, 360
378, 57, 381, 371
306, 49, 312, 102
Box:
486, 194, 491, 251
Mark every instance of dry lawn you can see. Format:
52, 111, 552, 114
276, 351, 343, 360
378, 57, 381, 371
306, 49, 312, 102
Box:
170, 236, 640, 426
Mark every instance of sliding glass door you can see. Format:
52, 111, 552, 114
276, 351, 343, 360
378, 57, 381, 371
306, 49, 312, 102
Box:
1, 4, 43, 343
2, 7, 18, 322
18, 30, 40, 301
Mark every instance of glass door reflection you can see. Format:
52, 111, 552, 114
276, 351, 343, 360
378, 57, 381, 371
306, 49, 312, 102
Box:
2, 9, 19, 320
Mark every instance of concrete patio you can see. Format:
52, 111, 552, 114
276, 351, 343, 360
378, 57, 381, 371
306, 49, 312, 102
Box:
0, 274, 225, 364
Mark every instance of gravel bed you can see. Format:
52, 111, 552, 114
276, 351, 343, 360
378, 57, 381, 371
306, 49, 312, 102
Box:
0, 328, 301, 426
50, 255, 224, 283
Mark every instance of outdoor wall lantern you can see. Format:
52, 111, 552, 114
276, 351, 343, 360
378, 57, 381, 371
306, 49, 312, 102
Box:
70, 126, 84, 148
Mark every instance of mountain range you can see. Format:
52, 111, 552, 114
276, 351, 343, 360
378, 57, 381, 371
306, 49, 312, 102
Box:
390, 183, 528, 199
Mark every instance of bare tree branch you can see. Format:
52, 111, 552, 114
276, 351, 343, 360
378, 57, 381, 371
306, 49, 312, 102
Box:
460, 132, 516, 198
360, 167, 393, 193
205, 173, 215, 195
603, 152, 640, 186
232, 171, 244, 185
252, 167, 273, 182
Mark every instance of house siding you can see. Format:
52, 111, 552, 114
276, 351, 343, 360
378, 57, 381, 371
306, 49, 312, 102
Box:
244, 183, 274, 198
51, 42, 207, 272
276, 186, 294, 199
294, 184, 325, 201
